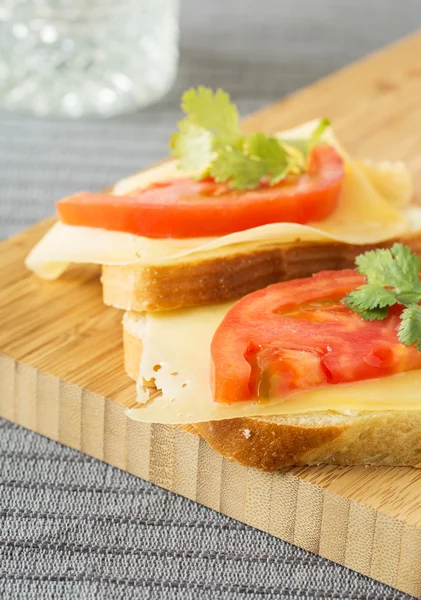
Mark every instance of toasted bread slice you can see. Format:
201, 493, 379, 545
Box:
123, 314, 421, 471
105, 232, 421, 312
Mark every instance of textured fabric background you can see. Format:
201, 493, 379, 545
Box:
1, 1, 420, 598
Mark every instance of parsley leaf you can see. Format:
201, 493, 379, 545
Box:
344, 243, 421, 351
170, 86, 330, 190
180, 87, 240, 137
210, 142, 262, 189
359, 307, 390, 321
210, 133, 292, 190
355, 244, 421, 293
346, 284, 396, 312
170, 122, 213, 172
399, 305, 421, 351
247, 133, 293, 184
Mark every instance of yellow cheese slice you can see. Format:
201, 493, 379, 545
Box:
358, 159, 413, 206
125, 304, 421, 425
25, 121, 416, 280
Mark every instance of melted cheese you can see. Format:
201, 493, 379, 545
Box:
125, 305, 421, 425
25, 121, 417, 280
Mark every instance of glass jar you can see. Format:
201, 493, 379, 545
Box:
0, 0, 179, 118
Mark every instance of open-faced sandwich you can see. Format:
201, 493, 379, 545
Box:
123, 244, 421, 471
26, 87, 421, 311
25, 88, 421, 472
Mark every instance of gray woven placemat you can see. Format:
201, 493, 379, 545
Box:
1, 1, 420, 598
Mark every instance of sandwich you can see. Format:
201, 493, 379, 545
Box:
24, 88, 421, 472
25, 87, 421, 312
123, 243, 421, 471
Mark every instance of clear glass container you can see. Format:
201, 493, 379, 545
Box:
0, 0, 179, 118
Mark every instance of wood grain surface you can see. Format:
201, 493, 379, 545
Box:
2, 31, 421, 598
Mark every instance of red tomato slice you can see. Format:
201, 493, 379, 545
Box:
211, 270, 421, 403
56, 145, 344, 238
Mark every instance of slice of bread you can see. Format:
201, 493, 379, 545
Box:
104, 231, 421, 312
123, 315, 421, 471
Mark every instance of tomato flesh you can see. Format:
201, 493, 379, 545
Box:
211, 270, 421, 403
56, 145, 344, 238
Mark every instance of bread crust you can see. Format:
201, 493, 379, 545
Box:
104, 231, 421, 312
194, 418, 346, 471
123, 316, 421, 471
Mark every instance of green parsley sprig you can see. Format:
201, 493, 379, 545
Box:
344, 243, 421, 350
170, 86, 330, 190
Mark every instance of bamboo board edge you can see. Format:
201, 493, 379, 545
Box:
1, 352, 420, 598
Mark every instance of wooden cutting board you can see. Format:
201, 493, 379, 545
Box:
2, 31, 421, 598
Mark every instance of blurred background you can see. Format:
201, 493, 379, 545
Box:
1, 0, 420, 239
